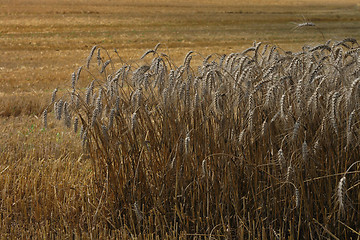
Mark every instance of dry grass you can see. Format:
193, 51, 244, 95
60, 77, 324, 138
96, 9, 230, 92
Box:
1, 0, 360, 239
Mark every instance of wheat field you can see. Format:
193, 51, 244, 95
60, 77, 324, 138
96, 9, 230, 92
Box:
1, 0, 360, 239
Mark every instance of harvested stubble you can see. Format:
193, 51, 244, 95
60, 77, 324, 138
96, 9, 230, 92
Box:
46, 39, 360, 238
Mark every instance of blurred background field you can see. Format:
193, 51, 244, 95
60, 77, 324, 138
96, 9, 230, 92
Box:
1, 0, 359, 96
1, 0, 360, 238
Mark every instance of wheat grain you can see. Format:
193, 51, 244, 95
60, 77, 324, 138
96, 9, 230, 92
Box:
63, 102, 71, 128
286, 164, 294, 182
74, 117, 79, 133
337, 176, 346, 216
140, 49, 155, 59
280, 93, 286, 119
80, 124, 85, 139
302, 140, 309, 163
310, 64, 323, 83
294, 185, 300, 209
131, 112, 137, 130
101, 125, 109, 142
224, 53, 236, 70
346, 110, 356, 149
108, 108, 115, 129
153, 42, 161, 52
43, 109, 47, 129
310, 44, 331, 53
86, 45, 97, 69
100, 60, 111, 74
51, 88, 58, 103
313, 139, 320, 155
248, 92, 254, 111
261, 43, 268, 57
203, 54, 213, 65
85, 88, 91, 105
270, 111, 280, 124
194, 90, 200, 110
335, 48, 343, 67
295, 76, 304, 111
263, 65, 277, 79
248, 109, 254, 133
267, 45, 277, 62
261, 119, 267, 136
184, 133, 190, 154
347, 77, 360, 106
97, 48, 102, 66
185, 82, 191, 110
96, 89, 103, 113
330, 91, 339, 135
264, 85, 275, 107
81, 127, 88, 149
201, 159, 207, 178
76, 66, 82, 83
277, 148, 285, 170
134, 202, 143, 222
238, 129, 246, 143
91, 108, 99, 127
254, 41, 262, 61
184, 51, 194, 67
53, 101, 58, 118
342, 38, 358, 45
292, 119, 300, 141
293, 22, 316, 31
242, 46, 256, 55
115, 96, 120, 114
71, 72, 76, 89
56, 99, 64, 120
214, 91, 220, 112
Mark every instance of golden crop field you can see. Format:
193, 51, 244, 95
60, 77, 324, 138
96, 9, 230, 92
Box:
1, 0, 360, 238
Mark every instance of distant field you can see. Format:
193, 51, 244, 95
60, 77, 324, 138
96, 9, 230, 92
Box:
1, 0, 360, 238
1, 0, 359, 94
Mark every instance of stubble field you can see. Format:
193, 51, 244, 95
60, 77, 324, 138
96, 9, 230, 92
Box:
1, 0, 360, 238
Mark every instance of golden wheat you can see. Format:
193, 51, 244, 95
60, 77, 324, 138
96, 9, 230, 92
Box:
40, 39, 360, 239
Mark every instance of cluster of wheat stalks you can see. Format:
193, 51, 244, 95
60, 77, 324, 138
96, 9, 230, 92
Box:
45, 39, 360, 238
